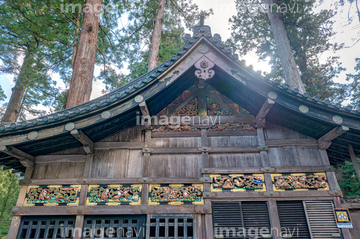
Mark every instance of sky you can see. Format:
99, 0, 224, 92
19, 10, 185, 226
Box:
0, 0, 359, 120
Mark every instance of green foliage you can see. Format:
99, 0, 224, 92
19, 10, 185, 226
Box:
228, 0, 347, 103
0, 86, 5, 102
335, 159, 360, 196
346, 58, 360, 109
99, 0, 212, 91
0, 0, 128, 114
0, 167, 20, 238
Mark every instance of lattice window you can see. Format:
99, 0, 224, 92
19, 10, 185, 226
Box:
17, 216, 76, 239
148, 214, 195, 238
82, 215, 146, 239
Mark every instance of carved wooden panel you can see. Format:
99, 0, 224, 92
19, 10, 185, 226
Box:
271, 173, 329, 191
148, 184, 203, 205
86, 184, 142, 206
210, 174, 266, 192
24, 185, 81, 206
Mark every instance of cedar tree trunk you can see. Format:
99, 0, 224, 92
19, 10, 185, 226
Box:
264, 0, 306, 93
1, 51, 34, 122
66, 0, 103, 108
148, 0, 166, 71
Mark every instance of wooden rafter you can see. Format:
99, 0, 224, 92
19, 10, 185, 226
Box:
70, 130, 94, 154
0, 146, 34, 168
139, 101, 151, 128
318, 126, 349, 150
256, 98, 275, 127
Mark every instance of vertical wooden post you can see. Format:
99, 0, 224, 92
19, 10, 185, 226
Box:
332, 198, 352, 239
201, 129, 209, 170
83, 154, 94, 178
141, 184, 149, 206
203, 174, 213, 239
268, 199, 282, 239
74, 215, 84, 239
7, 184, 28, 239
348, 145, 360, 184
6, 216, 21, 239
318, 149, 331, 166
257, 128, 269, 167
143, 129, 152, 177
195, 214, 203, 239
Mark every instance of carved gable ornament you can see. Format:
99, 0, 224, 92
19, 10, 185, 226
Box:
195, 56, 215, 80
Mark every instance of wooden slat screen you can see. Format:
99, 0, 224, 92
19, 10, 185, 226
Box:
304, 201, 341, 239
212, 201, 271, 239
148, 214, 194, 239
277, 201, 311, 239
17, 216, 76, 239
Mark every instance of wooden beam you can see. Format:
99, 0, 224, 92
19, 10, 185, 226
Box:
318, 126, 349, 150
349, 145, 360, 184
256, 98, 275, 127
35, 155, 87, 164
94, 142, 144, 150
70, 130, 94, 154
0, 145, 34, 168
266, 138, 318, 147
139, 101, 150, 116
201, 166, 334, 174
146, 146, 260, 154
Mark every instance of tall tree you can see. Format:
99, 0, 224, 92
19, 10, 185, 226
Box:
66, 0, 103, 108
99, 0, 212, 90
263, 0, 305, 93
346, 58, 360, 109
148, 0, 166, 71
0, 0, 73, 122
229, 0, 346, 102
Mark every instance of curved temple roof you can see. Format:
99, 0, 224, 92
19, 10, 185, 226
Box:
1, 24, 360, 172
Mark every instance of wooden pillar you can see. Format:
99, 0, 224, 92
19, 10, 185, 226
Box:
203, 173, 213, 239
268, 199, 282, 239
319, 149, 331, 166
6, 216, 21, 239
332, 198, 352, 239
257, 127, 269, 167
348, 145, 360, 184
74, 215, 84, 239
201, 129, 209, 169
195, 214, 203, 239
143, 129, 152, 177
83, 154, 94, 178
7, 184, 29, 239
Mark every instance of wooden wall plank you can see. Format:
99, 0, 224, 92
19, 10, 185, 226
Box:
148, 154, 202, 177
209, 153, 261, 168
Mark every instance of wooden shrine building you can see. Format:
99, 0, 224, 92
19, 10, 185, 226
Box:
1, 23, 360, 239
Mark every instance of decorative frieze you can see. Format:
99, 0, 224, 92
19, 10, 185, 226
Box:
272, 173, 329, 191
207, 98, 232, 116
24, 185, 81, 206
208, 123, 254, 131
175, 97, 198, 116
149, 184, 203, 205
152, 124, 200, 132
211, 174, 265, 192
86, 184, 142, 206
